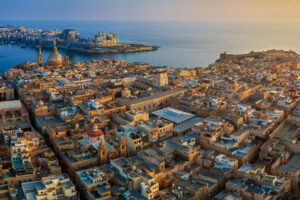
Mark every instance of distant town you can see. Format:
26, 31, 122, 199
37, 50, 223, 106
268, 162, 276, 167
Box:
0, 48, 299, 200
0, 25, 158, 53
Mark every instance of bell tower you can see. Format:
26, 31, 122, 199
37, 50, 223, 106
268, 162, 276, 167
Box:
98, 137, 107, 165
64, 56, 70, 66
118, 133, 127, 157
38, 46, 43, 66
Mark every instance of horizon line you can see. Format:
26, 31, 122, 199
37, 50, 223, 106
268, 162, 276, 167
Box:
1, 19, 300, 23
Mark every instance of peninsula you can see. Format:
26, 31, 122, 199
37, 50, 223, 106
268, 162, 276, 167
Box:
0, 48, 300, 200
0, 25, 158, 53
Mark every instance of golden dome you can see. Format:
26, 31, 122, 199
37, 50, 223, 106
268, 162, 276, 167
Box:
47, 46, 63, 66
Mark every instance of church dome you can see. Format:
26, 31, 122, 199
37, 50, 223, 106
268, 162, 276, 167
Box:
87, 124, 104, 138
47, 46, 63, 66
87, 129, 104, 138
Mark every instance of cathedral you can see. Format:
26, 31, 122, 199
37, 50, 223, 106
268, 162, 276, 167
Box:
38, 42, 70, 68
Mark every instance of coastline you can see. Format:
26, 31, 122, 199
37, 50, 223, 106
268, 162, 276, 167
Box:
59, 43, 159, 54
0, 25, 159, 54
0, 40, 159, 54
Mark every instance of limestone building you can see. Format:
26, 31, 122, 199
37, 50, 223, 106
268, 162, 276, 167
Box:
21, 173, 78, 200
0, 80, 14, 101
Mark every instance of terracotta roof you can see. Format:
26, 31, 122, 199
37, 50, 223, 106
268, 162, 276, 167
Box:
288, 88, 296, 92
87, 130, 104, 138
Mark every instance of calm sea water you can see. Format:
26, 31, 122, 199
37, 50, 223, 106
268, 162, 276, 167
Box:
0, 20, 300, 71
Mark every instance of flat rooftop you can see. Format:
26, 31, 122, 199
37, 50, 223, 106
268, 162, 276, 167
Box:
174, 117, 204, 133
274, 122, 298, 141
277, 154, 300, 173
152, 107, 195, 124
0, 100, 21, 110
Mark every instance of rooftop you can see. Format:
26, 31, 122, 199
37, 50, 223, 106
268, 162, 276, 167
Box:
152, 107, 195, 124
277, 154, 300, 173
0, 100, 21, 110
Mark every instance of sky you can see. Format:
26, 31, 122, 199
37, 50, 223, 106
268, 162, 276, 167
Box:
1, 0, 300, 22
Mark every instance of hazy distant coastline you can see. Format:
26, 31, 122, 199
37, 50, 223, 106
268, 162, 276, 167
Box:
1, 20, 300, 70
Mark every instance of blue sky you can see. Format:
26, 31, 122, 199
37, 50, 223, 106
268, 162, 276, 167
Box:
1, 0, 300, 21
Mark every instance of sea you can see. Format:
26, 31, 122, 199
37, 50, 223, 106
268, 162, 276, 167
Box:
0, 20, 300, 72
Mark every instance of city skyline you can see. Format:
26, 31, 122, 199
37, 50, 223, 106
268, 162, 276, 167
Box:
1, 1, 300, 200
1, 0, 300, 22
